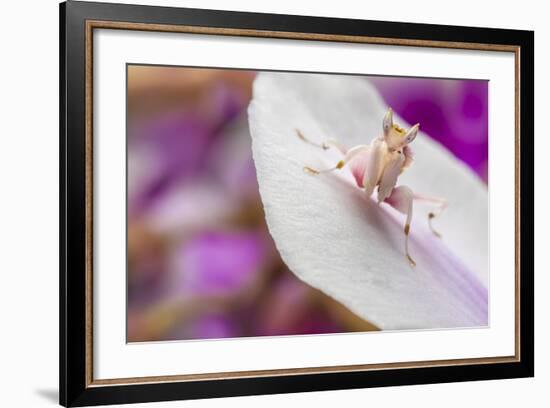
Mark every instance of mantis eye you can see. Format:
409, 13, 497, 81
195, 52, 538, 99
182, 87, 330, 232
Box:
383, 108, 393, 135
404, 123, 420, 144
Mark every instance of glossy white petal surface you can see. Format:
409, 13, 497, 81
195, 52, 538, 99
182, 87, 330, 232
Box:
248, 72, 488, 330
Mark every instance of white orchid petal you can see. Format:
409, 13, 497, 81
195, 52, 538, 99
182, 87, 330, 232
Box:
248, 72, 488, 330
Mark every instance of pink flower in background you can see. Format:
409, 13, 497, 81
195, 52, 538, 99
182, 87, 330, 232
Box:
371, 77, 488, 181
128, 83, 247, 216
174, 231, 267, 296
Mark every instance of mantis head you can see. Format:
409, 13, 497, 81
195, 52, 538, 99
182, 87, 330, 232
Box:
383, 108, 420, 151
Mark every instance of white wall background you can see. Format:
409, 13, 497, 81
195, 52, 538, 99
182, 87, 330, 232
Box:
0, 0, 545, 407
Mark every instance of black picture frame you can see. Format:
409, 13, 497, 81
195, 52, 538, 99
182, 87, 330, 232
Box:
60, 1, 534, 406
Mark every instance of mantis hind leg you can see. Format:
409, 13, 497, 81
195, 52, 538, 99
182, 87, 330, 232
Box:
413, 194, 447, 238
384, 187, 447, 267
384, 186, 416, 267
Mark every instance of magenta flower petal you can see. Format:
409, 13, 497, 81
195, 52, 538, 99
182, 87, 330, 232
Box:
174, 231, 266, 296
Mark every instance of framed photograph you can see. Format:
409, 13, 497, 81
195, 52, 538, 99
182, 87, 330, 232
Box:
60, 1, 534, 406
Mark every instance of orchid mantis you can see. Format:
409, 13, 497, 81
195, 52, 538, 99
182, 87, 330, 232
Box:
298, 108, 447, 266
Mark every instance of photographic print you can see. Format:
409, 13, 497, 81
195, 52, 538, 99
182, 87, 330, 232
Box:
126, 66, 489, 343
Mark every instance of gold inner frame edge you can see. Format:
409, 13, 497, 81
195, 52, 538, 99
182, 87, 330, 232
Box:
84, 19, 522, 388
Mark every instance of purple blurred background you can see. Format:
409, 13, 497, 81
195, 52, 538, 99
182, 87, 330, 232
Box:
371, 76, 488, 181
127, 66, 488, 342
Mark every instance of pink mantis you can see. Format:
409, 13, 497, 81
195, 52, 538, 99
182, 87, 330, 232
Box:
298, 108, 447, 266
